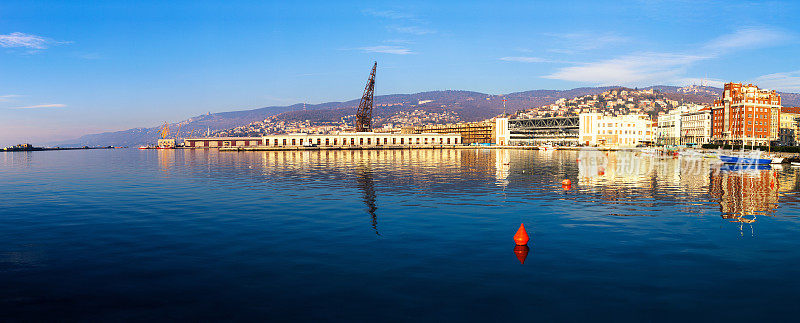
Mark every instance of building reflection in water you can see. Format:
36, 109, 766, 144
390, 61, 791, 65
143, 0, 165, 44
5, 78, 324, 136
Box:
172, 148, 800, 233
355, 167, 379, 236
709, 165, 779, 225
495, 149, 510, 188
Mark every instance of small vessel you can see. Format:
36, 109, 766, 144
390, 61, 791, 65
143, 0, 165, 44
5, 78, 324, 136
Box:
538, 144, 555, 151
791, 162, 800, 167
719, 155, 772, 165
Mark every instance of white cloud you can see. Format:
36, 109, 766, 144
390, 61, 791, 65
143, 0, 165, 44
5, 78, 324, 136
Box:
754, 70, 800, 93
703, 27, 789, 54
0, 32, 66, 50
543, 32, 630, 53
545, 53, 707, 85
544, 27, 791, 86
363, 9, 414, 20
0, 94, 20, 102
359, 46, 413, 55
500, 56, 550, 63
393, 26, 435, 35
383, 39, 413, 44
9, 104, 67, 109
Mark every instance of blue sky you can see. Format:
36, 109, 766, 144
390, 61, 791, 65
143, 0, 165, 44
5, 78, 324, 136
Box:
1, 0, 799, 145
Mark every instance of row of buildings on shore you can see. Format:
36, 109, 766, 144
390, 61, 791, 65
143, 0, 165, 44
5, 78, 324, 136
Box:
579, 82, 799, 147
177, 82, 799, 149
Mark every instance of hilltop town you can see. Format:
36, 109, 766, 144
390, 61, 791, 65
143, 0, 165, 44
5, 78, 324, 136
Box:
513, 88, 683, 119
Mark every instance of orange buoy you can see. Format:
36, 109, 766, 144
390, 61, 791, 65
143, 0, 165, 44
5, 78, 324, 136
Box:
514, 223, 529, 245
514, 245, 530, 264
561, 179, 571, 186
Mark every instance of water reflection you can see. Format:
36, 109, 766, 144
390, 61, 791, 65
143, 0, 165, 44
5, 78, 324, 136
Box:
158, 149, 800, 231
710, 165, 779, 221
513, 245, 530, 264
356, 167, 379, 236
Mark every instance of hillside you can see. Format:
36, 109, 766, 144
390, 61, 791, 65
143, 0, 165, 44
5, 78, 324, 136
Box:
52, 85, 800, 147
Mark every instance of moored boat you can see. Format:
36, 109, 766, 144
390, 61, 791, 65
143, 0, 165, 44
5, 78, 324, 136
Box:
719, 155, 772, 165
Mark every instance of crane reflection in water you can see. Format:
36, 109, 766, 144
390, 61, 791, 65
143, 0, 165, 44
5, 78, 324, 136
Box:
355, 167, 379, 236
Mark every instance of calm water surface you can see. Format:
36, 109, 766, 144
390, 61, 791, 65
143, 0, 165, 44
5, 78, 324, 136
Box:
2, 149, 800, 321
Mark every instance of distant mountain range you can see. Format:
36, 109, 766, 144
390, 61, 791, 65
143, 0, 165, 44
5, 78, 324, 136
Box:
50, 85, 800, 147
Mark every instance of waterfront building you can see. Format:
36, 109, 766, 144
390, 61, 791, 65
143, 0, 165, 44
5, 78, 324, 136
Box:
157, 138, 176, 148
507, 116, 579, 146
711, 82, 781, 146
413, 121, 494, 144
184, 132, 462, 148
578, 113, 654, 147
657, 107, 686, 145
779, 107, 800, 146
494, 118, 510, 145
680, 105, 712, 146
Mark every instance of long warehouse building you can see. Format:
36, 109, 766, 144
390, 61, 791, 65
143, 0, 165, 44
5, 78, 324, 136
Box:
184, 132, 463, 148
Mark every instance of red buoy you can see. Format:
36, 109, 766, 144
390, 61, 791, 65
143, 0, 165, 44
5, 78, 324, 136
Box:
514, 223, 529, 245
514, 245, 530, 264
561, 179, 571, 186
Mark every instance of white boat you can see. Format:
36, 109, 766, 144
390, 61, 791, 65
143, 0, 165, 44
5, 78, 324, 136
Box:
792, 162, 800, 167
770, 157, 784, 164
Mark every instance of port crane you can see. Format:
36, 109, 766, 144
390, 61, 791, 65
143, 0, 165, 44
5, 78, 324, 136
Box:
160, 122, 170, 139
355, 62, 376, 132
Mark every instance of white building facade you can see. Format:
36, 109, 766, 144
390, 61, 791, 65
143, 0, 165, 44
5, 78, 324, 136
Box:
657, 107, 685, 145
184, 132, 462, 148
680, 106, 712, 146
579, 113, 654, 147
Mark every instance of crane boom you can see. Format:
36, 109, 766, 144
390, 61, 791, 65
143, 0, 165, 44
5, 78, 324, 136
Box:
355, 62, 376, 132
